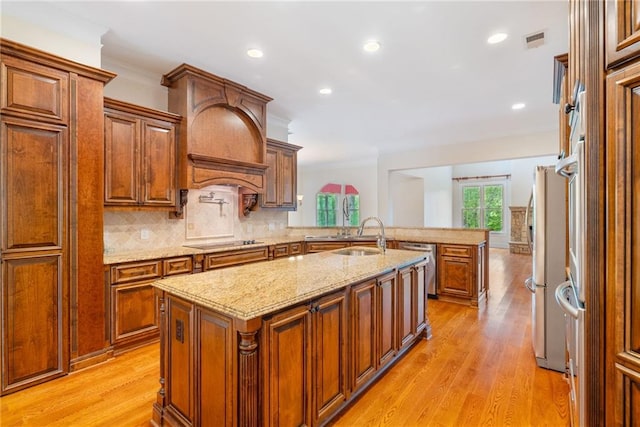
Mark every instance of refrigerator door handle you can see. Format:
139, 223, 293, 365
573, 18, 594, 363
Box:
524, 276, 536, 293
555, 152, 578, 179
525, 191, 533, 253
555, 281, 584, 319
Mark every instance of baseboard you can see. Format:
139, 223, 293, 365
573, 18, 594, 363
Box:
70, 347, 114, 372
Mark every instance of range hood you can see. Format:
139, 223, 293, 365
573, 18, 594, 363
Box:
162, 64, 272, 193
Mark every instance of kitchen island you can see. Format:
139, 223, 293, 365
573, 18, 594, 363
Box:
150, 248, 430, 427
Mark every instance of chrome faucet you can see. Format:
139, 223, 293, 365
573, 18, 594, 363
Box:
357, 216, 386, 253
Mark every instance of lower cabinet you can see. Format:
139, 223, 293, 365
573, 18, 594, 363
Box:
350, 271, 397, 394
262, 290, 348, 427
109, 256, 192, 353
437, 243, 487, 307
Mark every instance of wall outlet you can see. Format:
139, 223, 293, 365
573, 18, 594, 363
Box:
268, 223, 275, 231
141, 229, 150, 240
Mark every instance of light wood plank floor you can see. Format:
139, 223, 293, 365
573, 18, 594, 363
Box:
1, 248, 568, 426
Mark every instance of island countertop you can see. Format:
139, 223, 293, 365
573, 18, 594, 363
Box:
152, 247, 427, 320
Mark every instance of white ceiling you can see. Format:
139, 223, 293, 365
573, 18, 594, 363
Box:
3, 1, 568, 166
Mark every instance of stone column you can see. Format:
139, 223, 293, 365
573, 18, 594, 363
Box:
509, 206, 531, 255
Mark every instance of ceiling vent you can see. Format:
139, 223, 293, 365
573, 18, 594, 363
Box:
524, 30, 546, 49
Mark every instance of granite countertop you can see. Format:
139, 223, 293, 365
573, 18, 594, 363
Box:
103, 227, 487, 265
103, 236, 305, 265
152, 248, 426, 320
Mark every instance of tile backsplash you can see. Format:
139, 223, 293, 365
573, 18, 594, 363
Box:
104, 186, 289, 253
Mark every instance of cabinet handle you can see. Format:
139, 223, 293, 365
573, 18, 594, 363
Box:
176, 319, 184, 343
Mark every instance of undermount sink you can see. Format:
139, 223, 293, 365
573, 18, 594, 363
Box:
333, 247, 381, 256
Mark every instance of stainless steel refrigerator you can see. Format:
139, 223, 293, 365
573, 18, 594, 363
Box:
525, 165, 566, 372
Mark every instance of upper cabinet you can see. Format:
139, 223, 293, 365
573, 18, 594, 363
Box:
104, 98, 181, 208
262, 139, 301, 210
161, 64, 272, 192
606, 0, 640, 68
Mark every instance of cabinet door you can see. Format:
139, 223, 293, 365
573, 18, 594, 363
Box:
110, 281, 159, 350
1, 255, 67, 394
141, 119, 176, 206
350, 279, 377, 392
606, 0, 640, 68
263, 304, 312, 427
439, 256, 474, 298
413, 261, 428, 335
313, 292, 348, 424
377, 272, 396, 368
397, 266, 414, 350
606, 62, 640, 425
279, 148, 296, 208
197, 308, 234, 427
0, 55, 69, 124
263, 146, 278, 207
104, 112, 139, 205
1, 118, 66, 251
165, 295, 193, 424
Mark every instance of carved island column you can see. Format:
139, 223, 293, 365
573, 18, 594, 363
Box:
235, 318, 262, 427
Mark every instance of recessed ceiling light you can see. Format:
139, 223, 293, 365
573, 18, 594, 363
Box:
487, 32, 508, 44
246, 48, 264, 58
512, 102, 526, 110
319, 87, 332, 95
363, 40, 381, 52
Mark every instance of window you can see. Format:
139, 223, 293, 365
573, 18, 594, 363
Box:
461, 183, 504, 232
316, 183, 360, 227
316, 193, 338, 226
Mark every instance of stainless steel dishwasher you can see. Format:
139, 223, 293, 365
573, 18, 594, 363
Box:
398, 242, 437, 298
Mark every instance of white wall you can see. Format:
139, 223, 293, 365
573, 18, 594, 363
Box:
377, 130, 559, 224
388, 172, 424, 227
1, 7, 103, 67
290, 159, 377, 227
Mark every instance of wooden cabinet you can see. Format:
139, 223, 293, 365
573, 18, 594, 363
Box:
606, 60, 640, 425
305, 241, 351, 253
350, 279, 377, 392
109, 256, 192, 353
312, 292, 348, 424
397, 266, 416, 349
203, 247, 269, 270
154, 258, 429, 426
270, 241, 303, 259
262, 139, 301, 210
605, 0, 640, 68
437, 243, 487, 307
0, 40, 114, 395
104, 98, 180, 208
262, 290, 348, 427
350, 272, 398, 393
263, 302, 313, 427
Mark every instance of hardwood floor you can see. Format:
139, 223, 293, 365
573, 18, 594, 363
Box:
1, 248, 568, 426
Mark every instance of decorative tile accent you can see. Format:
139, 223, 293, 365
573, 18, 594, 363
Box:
104, 186, 289, 253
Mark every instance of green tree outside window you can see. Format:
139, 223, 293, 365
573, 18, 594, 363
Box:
461, 184, 504, 231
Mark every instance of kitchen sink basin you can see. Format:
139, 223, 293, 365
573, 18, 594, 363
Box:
333, 247, 381, 256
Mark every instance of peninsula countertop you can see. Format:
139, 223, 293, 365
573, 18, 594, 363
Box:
152, 248, 427, 320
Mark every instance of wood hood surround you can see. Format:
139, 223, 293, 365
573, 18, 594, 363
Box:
161, 63, 272, 194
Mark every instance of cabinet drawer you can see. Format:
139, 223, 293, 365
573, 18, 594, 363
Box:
290, 242, 303, 255
111, 261, 161, 284
273, 244, 289, 258
440, 245, 472, 258
164, 256, 193, 276
305, 242, 350, 253
204, 247, 269, 270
